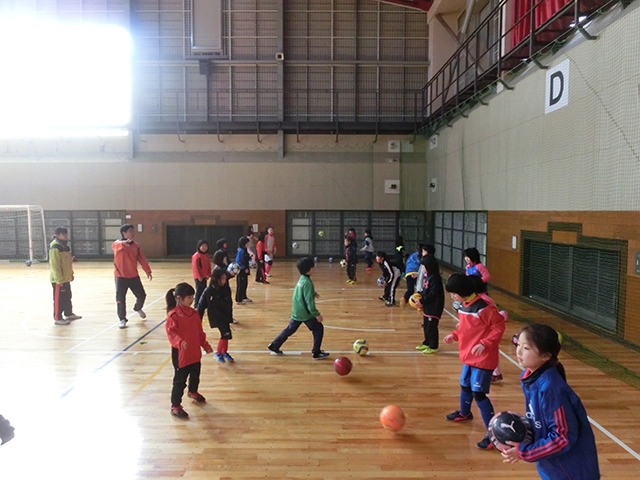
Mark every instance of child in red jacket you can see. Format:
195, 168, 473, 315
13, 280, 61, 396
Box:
192, 239, 212, 307
443, 273, 505, 450
165, 282, 213, 419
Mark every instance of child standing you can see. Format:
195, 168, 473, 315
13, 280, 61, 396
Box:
443, 273, 505, 449
49, 226, 82, 325
264, 226, 277, 277
165, 282, 213, 419
376, 251, 401, 307
360, 229, 375, 271
502, 324, 600, 480
191, 239, 211, 308
255, 231, 269, 284
345, 235, 358, 285
213, 238, 230, 269
267, 257, 330, 360
414, 255, 444, 354
401, 243, 423, 307
197, 269, 235, 363
464, 247, 491, 293
235, 236, 252, 304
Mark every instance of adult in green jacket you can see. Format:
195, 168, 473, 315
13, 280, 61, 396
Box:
267, 257, 329, 359
49, 226, 81, 325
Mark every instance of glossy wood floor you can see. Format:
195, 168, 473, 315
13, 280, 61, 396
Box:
1, 260, 639, 479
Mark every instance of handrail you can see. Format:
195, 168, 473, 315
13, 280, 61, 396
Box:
421, 0, 622, 133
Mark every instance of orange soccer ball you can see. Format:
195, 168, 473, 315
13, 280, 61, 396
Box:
379, 405, 406, 432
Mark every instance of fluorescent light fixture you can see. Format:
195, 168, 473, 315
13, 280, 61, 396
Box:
0, 18, 131, 138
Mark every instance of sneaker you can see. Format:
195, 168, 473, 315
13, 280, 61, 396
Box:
378, 296, 388, 301
237, 301, 245, 305
399, 298, 407, 307
415, 344, 428, 351
119, 319, 128, 329
54, 318, 71, 325
64, 314, 82, 321
214, 353, 225, 363
312, 351, 330, 360
491, 374, 503, 383
223, 353, 235, 363
136, 309, 147, 319
422, 347, 439, 354
445, 410, 474, 422
385, 301, 396, 307
170, 406, 189, 419
267, 343, 284, 355
476, 435, 494, 450
232, 318, 239, 324
266, 273, 271, 277
245, 298, 253, 303
187, 392, 206, 403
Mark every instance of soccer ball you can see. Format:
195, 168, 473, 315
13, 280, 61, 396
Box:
488, 412, 533, 452
408, 292, 422, 309
328, 257, 333, 263
314, 256, 319, 262
227, 262, 240, 276
339, 259, 347, 268
292, 242, 299, 249
380, 405, 406, 432
318, 230, 325, 237
376, 277, 385, 287
353, 339, 369, 355
25, 260, 32, 267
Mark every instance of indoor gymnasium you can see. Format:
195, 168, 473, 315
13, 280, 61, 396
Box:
1, 1, 639, 479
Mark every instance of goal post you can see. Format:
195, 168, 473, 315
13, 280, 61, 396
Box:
0, 205, 48, 263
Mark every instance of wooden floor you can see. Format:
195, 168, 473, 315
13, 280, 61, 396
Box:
1, 260, 639, 479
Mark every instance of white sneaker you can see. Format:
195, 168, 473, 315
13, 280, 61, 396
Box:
119, 319, 128, 329
245, 298, 253, 303
54, 318, 71, 326
64, 314, 82, 321
265, 273, 271, 277
136, 309, 147, 319
241, 299, 249, 305
232, 318, 239, 324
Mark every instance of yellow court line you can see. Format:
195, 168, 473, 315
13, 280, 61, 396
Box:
123, 355, 172, 407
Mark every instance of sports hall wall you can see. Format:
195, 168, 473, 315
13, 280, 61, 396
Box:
417, 4, 640, 345
0, 134, 404, 257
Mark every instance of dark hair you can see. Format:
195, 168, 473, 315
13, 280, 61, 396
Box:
423, 244, 436, 255
238, 236, 249, 248
246, 226, 254, 236
210, 268, 227, 288
297, 257, 315, 275
265, 225, 273, 232
213, 250, 227, 267
166, 282, 195, 312
196, 239, 209, 252
376, 251, 387, 260
120, 224, 134, 236
216, 238, 227, 249
54, 226, 68, 235
464, 247, 481, 264
467, 274, 487, 294
396, 235, 404, 247
344, 234, 352, 243
258, 231, 266, 242
364, 229, 372, 237
416, 243, 424, 252
445, 273, 475, 297
518, 324, 566, 381
421, 255, 439, 276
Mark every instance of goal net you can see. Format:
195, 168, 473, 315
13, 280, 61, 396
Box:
0, 205, 48, 263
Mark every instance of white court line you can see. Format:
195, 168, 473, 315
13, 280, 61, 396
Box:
65, 294, 166, 353
20, 319, 89, 341
324, 325, 395, 332
316, 298, 375, 303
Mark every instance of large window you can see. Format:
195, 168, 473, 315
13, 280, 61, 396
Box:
45, 211, 125, 257
433, 211, 487, 269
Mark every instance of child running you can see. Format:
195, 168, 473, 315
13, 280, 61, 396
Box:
414, 254, 444, 354
443, 273, 505, 449
267, 257, 330, 360
192, 239, 211, 308
501, 324, 600, 479
165, 282, 213, 419
197, 269, 235, 363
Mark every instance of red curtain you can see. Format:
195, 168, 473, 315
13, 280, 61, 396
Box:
511, 0, 571, 48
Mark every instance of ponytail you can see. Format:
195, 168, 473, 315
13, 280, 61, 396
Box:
165, 288, 177, 313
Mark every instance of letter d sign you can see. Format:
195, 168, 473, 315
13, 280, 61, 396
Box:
545, 59, 570, 114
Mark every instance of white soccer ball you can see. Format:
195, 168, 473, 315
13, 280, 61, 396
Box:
227, 262, 240, 276
339, 259, 347, 268
292, 242, 299, 249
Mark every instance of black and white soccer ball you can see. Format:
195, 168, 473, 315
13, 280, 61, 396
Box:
488, 411, 533, 452
227, 262, 240, 277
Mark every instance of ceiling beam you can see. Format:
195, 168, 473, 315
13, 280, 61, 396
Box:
378, 0, 433, 12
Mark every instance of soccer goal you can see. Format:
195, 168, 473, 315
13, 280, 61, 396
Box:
0, 205, 48, 263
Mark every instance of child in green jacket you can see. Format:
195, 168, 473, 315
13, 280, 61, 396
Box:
49, 226, 82, 325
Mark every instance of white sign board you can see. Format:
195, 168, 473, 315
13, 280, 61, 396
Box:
545, 59, 570, 114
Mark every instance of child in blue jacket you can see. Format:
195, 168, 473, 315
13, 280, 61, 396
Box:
502, 323, 599, 480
